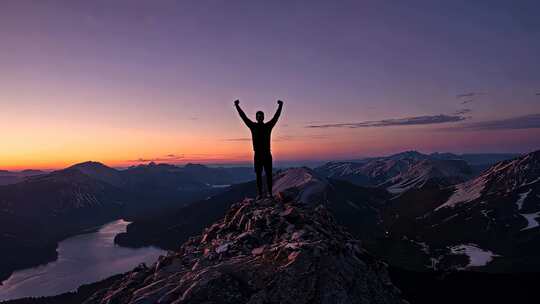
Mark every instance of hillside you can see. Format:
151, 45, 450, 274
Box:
114, 168, 391, 250
315, 151, 474, 193
83, 197, 404, 304
384, 150, 540, 272
0, 161, 253, 284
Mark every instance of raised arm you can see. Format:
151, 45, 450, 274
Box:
267, 100, 283, 128
234, 100, 254, 127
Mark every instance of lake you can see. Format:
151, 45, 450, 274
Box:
0, 219, 166, 301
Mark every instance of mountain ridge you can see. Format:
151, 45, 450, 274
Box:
83, 196, 404, 304
384, 150, 540, 272
316, 152, 474, 193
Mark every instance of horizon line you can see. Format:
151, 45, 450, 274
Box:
0, 149, 528, 172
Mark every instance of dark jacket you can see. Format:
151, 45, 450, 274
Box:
235, 104, 282, 153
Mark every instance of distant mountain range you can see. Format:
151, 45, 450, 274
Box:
114, 167, 390, 250
0, 169, 45, 185
1, 150, 539, 304
368, 150, 539, 272
411, 150, 540, 271
0, 162, 254, 283
0, 166, 127, 284
114, 150, 540, 273
70, 161, 254, 190
315, 151, 517, 193
348, 151, 519, 166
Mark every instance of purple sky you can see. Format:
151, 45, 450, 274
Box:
1, 0, 540, 169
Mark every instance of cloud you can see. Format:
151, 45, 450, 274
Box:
454, 108, 472, 115
536, 92, 540, 96
456, 93, 475, 98
455, 114, 540, 131
126, 153, 246, 164
456, 92, 485, 105
456, 92, 485, 99
128, 154, 185, 162
306, 113, 468, 129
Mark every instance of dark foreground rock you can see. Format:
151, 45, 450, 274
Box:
1, 274, 123, 304
84, 197, 404, 304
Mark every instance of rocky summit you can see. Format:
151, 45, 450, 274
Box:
84, 196, 404, 304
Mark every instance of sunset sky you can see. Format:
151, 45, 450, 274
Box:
1, 0, 540, 170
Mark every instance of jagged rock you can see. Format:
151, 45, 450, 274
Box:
83, 198, 404, 304
251, 246, 266, 256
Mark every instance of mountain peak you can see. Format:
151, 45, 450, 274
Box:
388, 150, 428, 160
385, 158, 472, 193
84, 197, 403, 304
272, 167, 329, 206
436, 149, 540, 210
127, 162, 180, 172
70, 161, 110, 170
67, 161, 123, 187
316, 151, 464, 192
429, 152, 460, 160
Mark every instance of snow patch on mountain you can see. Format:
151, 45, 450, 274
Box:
520, 212, 540, 231
385, 157, 473, 194
435, 150, 540, 212
436, 177, 487, 210
523, 177, 540, 187
387, 174, 426, 194
316, 156, 422, 188
318, 152, 474, 195
516, 189, 532, 211
327, 162, 360, 176
480, 209, 492, 219
449, 244, 500, 268
272, 168, 328, 205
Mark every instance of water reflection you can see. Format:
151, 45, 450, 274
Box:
0, 220, 165, 301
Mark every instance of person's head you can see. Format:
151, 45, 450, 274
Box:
256, 111, 264, 123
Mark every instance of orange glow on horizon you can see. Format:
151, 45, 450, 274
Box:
3, 127, 539, 171
2, 87, 539, 171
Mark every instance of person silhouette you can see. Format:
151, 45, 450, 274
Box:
234, 99, 283, 199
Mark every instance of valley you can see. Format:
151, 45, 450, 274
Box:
1, 150, 539, 303
0, 220, 164, 301
0, 162, 254, 284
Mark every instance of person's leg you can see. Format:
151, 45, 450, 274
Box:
254, 154, 263, 198
256, 170, 263, 199
264, 153, 273, 198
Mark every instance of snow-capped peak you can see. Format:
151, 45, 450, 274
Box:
436, 150, 540, 210
272, 168, 329, 206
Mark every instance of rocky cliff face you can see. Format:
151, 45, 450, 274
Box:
84, 196, 404, 304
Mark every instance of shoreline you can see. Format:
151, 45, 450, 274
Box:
0, 218, 123, 287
